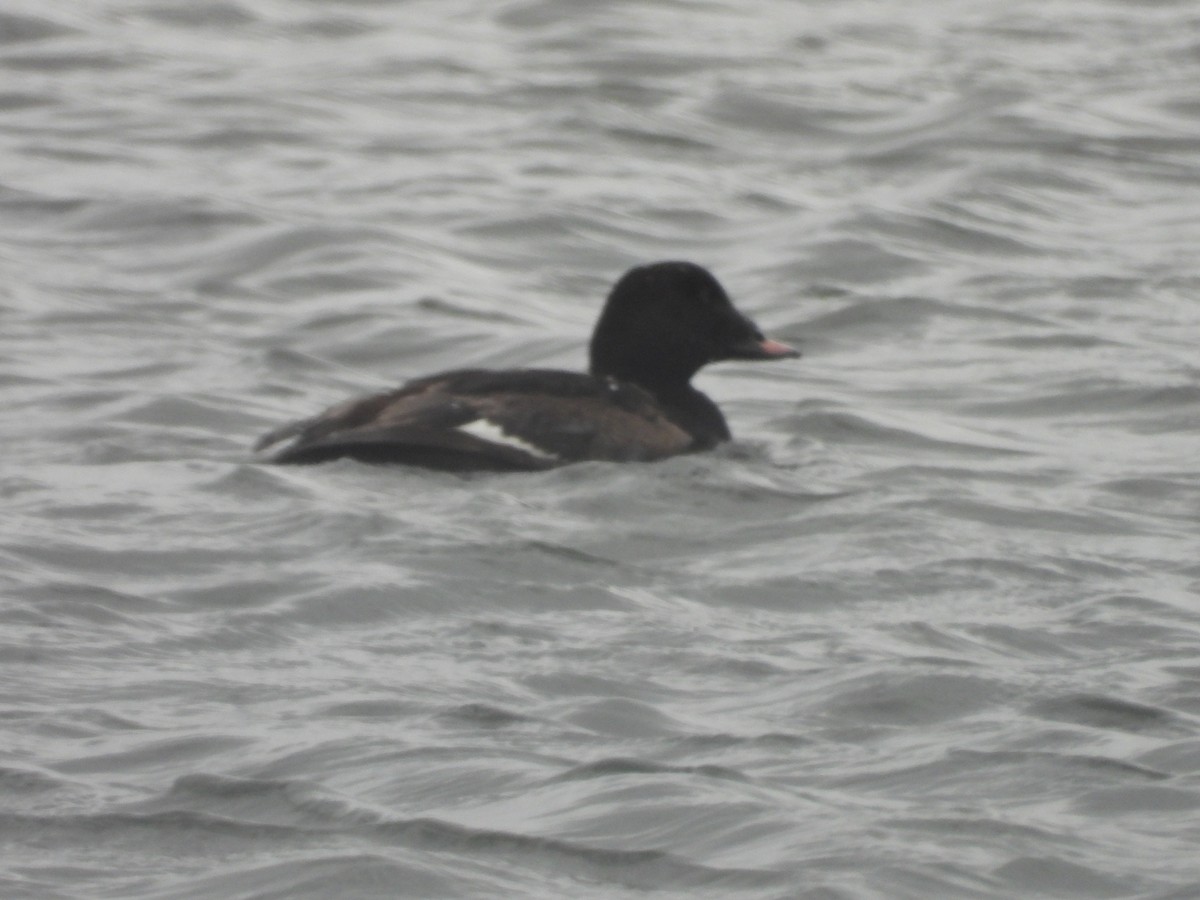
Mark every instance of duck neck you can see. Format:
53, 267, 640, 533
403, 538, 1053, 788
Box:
608, 371, 731, 449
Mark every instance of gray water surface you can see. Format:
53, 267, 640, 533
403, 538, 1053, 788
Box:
3, 1, 1200, 898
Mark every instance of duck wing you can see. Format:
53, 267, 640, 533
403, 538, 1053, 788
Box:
255, 369, 694, 471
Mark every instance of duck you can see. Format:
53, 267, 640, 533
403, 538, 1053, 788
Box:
254, 261, 798, 471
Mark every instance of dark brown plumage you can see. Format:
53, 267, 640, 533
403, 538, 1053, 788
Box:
255, 261, 797, 471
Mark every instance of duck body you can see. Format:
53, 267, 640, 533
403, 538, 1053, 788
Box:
255, 261, 797, 471
257, 368, 704, 471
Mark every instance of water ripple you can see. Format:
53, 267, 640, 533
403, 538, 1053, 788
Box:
3, 0, 1200, 897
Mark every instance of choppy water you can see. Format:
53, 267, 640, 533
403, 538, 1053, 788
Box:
3, 1, 1200, 897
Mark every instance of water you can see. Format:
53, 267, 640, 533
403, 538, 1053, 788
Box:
3, 1, 1200, 897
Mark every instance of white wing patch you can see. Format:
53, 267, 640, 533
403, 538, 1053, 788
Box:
457, 418, 560, 462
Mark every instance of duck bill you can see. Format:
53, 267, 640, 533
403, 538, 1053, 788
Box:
727, 336, 800, 361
